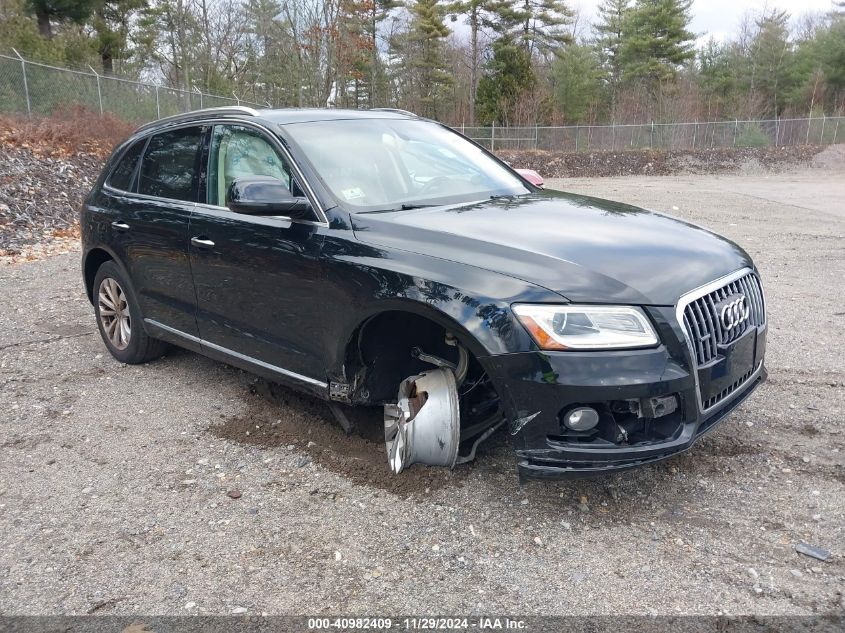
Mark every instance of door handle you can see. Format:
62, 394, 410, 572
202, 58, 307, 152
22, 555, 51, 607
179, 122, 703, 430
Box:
191, 236, 215, 249
111, 221, 130, 232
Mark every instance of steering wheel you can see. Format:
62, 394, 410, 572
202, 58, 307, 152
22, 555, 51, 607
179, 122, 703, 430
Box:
420, 176, 452, 196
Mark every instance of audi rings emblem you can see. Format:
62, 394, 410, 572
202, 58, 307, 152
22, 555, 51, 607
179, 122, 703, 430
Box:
720, 295, 750, 330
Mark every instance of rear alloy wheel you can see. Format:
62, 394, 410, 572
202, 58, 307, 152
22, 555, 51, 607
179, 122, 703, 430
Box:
97, 277, 131, 350
92, 260, 168, 364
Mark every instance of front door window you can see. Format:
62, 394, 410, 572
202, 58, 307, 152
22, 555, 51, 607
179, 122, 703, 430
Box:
207, 124, 295, 207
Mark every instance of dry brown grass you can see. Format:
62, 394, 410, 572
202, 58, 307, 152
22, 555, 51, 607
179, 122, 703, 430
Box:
0, 106, 136, 159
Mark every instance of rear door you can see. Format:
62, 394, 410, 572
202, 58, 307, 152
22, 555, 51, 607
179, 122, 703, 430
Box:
104, 126, 204, 340
187, 122, 328, 386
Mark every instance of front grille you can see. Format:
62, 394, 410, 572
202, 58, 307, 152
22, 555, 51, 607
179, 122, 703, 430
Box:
681, 271, 765, 367
702, 361, 762, 409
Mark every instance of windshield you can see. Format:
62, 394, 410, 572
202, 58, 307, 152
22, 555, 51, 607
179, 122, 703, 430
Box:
283, 118, 531, 212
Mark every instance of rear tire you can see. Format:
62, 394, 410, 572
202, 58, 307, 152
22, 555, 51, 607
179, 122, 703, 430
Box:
93, 261, 167, 364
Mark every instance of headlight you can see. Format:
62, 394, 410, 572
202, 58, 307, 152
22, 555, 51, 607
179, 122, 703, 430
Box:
512, 304, 659, 350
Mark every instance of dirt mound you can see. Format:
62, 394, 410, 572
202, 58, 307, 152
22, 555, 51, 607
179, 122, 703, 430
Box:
811, 143, 845, 170
0, 109, 126, 257
498, 145, 826, 179
0, 144, 103, 256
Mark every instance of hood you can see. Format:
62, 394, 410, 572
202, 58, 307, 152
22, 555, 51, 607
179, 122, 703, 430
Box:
350, 191, 753, 305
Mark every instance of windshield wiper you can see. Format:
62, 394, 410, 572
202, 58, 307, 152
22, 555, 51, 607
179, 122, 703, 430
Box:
400, 203, 438, 210
357, 203, 439, 214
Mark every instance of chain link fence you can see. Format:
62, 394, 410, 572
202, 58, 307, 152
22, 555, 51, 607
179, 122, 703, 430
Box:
0, 51, 266, 123
460, 117, 844, 152
2, 51, 843, 150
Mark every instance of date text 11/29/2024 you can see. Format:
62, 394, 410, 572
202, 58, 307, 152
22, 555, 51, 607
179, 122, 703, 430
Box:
307, 617, 527, 630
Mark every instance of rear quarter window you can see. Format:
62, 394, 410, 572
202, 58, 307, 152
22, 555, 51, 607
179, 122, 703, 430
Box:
107, 139, 146, 192
138, 127, 203, 202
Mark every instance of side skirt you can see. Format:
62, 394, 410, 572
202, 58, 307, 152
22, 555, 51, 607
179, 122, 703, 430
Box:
143, 318, 330, 399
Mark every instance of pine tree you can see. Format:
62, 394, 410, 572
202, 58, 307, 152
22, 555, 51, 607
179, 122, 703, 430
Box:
552, 42, 604, 122
593, 0, 629, 103
369, 0, 402, 106
747, 10, 798, 118
496, 0, 573, 57
475, 35, 535, 124
404, 0, 452, 118
337, 0, 375, 108
815, 12, 845, 99
92, 0, 148, 73
243, 0, 298, 105
445, 0, 506, 123
617, 0, 695, 89
26, 0, 99, 39
698, 37, 739, 114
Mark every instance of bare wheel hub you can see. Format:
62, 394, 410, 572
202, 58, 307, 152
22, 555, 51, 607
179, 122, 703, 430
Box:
97, 277, 131, 350
384, 367, 460, 474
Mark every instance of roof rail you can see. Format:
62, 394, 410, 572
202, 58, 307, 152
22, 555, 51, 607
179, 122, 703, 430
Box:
368, 108, 418, 117
134, 106, 261, 133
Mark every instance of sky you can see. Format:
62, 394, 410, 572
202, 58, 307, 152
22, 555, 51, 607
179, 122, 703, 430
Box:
570, 0, 837, 43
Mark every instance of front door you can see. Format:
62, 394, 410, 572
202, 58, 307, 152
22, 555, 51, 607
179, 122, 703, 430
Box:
188, 123, 328, 385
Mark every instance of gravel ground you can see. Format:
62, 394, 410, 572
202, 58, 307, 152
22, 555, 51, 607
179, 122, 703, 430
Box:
0, 169, 843, 616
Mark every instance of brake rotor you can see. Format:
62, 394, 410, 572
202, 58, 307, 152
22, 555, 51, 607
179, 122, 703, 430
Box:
384, 367, 460, 474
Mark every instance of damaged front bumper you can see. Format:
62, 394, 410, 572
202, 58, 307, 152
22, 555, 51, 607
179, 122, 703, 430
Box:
482, 306, 767, 479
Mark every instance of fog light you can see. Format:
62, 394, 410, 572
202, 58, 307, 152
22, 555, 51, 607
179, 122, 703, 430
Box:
564, 407, 599, 431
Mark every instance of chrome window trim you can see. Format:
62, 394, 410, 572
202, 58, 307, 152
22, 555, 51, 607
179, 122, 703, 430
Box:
191, 202, 328, 227
675, 267, 767, 414
101, 183, 197, 208
144, 319, 328, 390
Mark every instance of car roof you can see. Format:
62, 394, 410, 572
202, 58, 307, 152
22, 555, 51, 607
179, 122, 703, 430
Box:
134, 106, 419, 134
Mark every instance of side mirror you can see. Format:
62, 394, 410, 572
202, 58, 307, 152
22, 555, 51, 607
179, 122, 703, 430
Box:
226, 176, 313, 219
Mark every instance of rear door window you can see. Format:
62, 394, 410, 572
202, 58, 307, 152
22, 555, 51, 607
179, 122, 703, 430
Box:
107, 139, 146, 191
138, 127, 203, 202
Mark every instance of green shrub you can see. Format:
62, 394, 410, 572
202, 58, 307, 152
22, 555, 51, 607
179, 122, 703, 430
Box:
736, 123, 771, 147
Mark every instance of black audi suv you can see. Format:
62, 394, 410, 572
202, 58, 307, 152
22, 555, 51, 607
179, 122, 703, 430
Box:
81, 106, 767, 479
